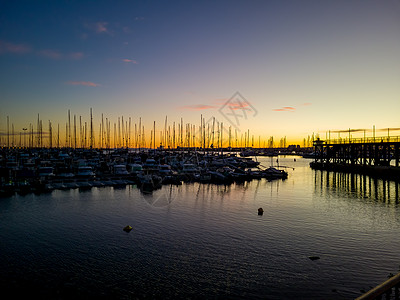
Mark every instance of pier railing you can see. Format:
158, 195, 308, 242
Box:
355, 273, 400, 300
325, 136, 400, 145
311, 134, 400, 178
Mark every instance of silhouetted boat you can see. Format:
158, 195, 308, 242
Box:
76, 166, 95, 178
113, 164, 129, 176
263, 167, 288, 179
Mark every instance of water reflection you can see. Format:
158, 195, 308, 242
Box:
140, 183, 181, 208
314, 170, 399, 203
187, 180, 280, 202
2, 157, 400, 299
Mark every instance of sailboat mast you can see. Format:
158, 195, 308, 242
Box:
49, 120, 52, 148
68, 110, 70, 148
173, 122, 175, 149
90, 108, 93, 149
74, 115, 76, 149
57, 123, 60, 148
129, 117, 131, 148
7, 116, 9, 148
221, 122, 223, 155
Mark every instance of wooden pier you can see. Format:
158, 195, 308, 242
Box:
310, 137, 400, 182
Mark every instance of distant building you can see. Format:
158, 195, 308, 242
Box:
287, 145, 300, 151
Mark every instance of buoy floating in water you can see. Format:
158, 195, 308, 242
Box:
258, 208, 264, 215
123, 225, 133, 232
308, 256, 320, 261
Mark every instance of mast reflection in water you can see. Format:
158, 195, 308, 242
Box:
314, 169, 399, 204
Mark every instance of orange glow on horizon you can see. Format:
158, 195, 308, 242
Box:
1, 112, 399, 149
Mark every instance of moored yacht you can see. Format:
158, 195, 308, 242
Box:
37, 166, 55, 178
143, 159, 159, 171
127, 163, 143, 176
76, 166, 95, 178
113, 164, 129, 176
263, 167, 288, 179
159, 164, 173, 176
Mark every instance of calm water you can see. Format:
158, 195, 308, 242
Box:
1, 156, 400, 299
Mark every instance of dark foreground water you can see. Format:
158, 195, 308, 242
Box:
1, 156, 400, 299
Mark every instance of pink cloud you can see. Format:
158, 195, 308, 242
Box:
122, 59, 138, 63
214, 98, 252, 111
302, 102, 312, 106
84, 21, 111, 34
272, 107, 296, 112
38, 49, 62, 59
80, 33, 88, 40
122, 26, 131, 33
180, 104, 216, 111
95, 22, 109, 33
227, 101, 251, 111
0, 41, 83, 62
0, 40, 31, 54
69, 52, 84, 60
66, 81, 101, 87
38, 50, 83, 60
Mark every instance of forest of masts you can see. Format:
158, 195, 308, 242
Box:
0, 109, 315, 150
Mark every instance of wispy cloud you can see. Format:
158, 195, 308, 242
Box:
378, 127, 400, 131
330, 128, 371, 133
329, 128, 400, 133
214, 98, 252, 111
122, 58, 138, 64
272, 103, 310, 112
180, 104, 216, 111
80, 33, 88, 40
38, 50, 84, 60
85, 21, 110, 34
69, 52, 84, 60
95, 22, 109, 33
38, 49, 62, 59
66, 81, 101, 87
227, 101, 251, 111
0, 40, 31, 54
0, 40, 83, 61
122, 26, 131, 34
272, 107, 296, 112
84, 20, 135, 37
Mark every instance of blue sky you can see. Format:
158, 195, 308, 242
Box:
1, 0, 399, 145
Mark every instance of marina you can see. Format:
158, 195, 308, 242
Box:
1, 1, 399, 298
0, 148, 290, 197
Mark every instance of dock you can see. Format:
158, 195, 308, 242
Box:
309, 137, 400, 182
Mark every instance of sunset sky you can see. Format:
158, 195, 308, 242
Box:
1, 0, 399, 146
